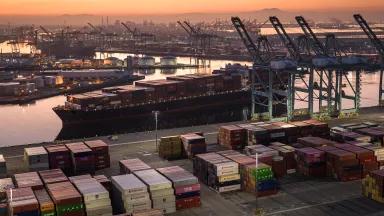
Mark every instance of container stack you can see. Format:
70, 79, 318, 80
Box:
45, 145, 72, 175
7, 187, 39, 216
24, 146, 49, 171
296, 147, 326, 177
217, 151, 255, 190
246, 125, 269, 145
46, 181, 85, 216
303, 119, 329, 138
111, 174, 151, 214
156, 166, 200, 210
119, 158, 151, 174
193, 153, 240, 193
289, 121, 313, 138
72, 178, 113, 216
0, 155, 6, 178
258, 123, 286, 143
243, 163, 278, 197
180, 133, 207, 158
298, 137, 338, 148
244, 145, 279, 166
335, 144, 377, 178
269, 142, 297, 176
158, 136, 183, 160
359, 144, 384, 169
34, 188, 55, 216
134, 169, 176, 214
66, 142, 95, 175
218, 125, 247, 150
362, 169, 384, 203
38, 169, 69, 185
84, 140, 110, 170
325, 148, 361, 181
0, 178, 14, 216
14, 172, 44, 190
356, 127, 384, 146
272, 122, 298, 143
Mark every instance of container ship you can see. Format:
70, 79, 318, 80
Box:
53, 73, 251, 125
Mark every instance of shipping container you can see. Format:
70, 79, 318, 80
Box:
14, 172, 44, 190
84, 140, 110, 170
7, 187, 39, 216
119, 159, 151, 174
39, 169, 69, 185
45, 145, 72, 175
46, 181, 85, 216
111, 174, 151, 215
72, 178, 112, 216
156, 166, 200, 210
24, 146, 49, 171
180, 133, 207, 158
134, 169, 176, 214
65, 142, 95, 175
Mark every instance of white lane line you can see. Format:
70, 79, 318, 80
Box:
265, 197, 359, 215
5, 132, 219, 159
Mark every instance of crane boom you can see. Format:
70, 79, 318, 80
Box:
121, 22, 136, 35
231, 16, 266, 65
183, 21, 198, 35
354, 14, 384, 57
177, 21, 192, 36
295, 16, 327, 56
269, 16, 301, 61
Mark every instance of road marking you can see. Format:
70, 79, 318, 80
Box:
265, 196, 360, 215
5, 131, 219, 159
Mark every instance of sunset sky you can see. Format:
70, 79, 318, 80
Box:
1, 0, 384, 15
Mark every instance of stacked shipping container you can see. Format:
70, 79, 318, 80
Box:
24, 147, 49, 171
362, 169, 384, 203
46, 181, 85, 216
119, 159, 151, 174
158, 136, 183, 160
65, 142, 95, 175
14, 172, 44, 190
296, 147, 326, 177
85, 140, 110, 170
45, 145, 72, 175
72, 178, 113, 216
7, 187, 39, 216
134, 169, 176, 214
111, 174, 152, 214
193, 153, 240, 193
156, 166, 201, 210
34, 188, 55, 216
180, 133, 207, 158
218, 125, 246, 150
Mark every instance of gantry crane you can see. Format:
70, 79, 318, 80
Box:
232, 16, 290, 120
354, 14, 384, 105
295, 16, 362, 117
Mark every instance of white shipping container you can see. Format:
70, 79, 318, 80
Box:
134, 169, 173, 191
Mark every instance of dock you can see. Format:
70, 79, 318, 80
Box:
1, 106, 384, 215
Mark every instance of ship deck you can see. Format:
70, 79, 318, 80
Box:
2, 106, 384, 215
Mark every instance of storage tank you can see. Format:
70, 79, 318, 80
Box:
160, 56, 177, 66
138, 56, 156, 67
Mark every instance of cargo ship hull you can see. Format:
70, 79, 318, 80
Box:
54, 90, 251, 125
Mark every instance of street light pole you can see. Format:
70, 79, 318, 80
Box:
153, 111, 159, 152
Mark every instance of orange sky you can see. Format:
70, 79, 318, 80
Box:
1, 0, 383, 15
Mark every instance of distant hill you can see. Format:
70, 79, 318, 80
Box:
0, 8, 383, 25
